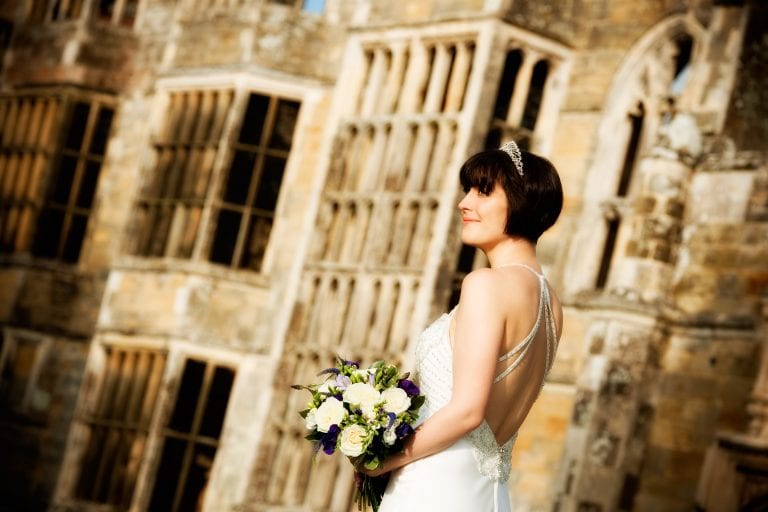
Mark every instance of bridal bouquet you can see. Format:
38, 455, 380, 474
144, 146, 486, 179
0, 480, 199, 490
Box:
292, 356, 424, 511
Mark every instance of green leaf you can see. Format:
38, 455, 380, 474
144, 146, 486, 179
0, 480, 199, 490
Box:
363, 457, 380, 470
305, 431, 323, 441
410, 395, 425, 410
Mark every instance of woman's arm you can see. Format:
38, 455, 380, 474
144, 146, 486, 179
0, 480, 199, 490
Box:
366, 269, 505, 475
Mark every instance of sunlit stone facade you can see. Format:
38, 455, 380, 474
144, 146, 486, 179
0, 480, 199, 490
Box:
0, 1, 765, 511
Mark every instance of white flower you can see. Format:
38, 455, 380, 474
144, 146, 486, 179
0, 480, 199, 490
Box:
381, 387, 411, 414
339, 424, 370, 457
315, 397, 346, 433
305, 408, 317, 430
353, 369, 371, 380
383, 427, 397, 446
361, 403, 378, 420
343, 382, 381, 410
317, 380, 333, 394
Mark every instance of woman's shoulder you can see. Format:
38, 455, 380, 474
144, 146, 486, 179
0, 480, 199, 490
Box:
461, 267, 537, 306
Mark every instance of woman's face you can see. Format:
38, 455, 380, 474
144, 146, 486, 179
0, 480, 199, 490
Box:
458, 182, 509, 249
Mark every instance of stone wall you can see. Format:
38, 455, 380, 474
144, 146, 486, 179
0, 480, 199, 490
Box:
0, 1, 765, 511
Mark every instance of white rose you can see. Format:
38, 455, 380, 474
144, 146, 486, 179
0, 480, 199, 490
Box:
381, 387, 411, 414
343, 382, 381, 410
339, 424, 370, 457
315, 397, 346, 433
383, 427, 397, 446
305, 408, 317, 430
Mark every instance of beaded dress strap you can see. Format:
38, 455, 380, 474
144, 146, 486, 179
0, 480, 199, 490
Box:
493, 263, 557, 384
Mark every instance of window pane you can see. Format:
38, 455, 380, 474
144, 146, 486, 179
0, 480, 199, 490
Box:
199, 366, 234, 439
253, 156, 286, 212
493, 50, 522, 120
302, 0, 325, 14
238, 94, 269, 145
50, 155, 77, 205
148, 438, 186, 512
76, 160, 101, 208
64, 102, 91, 151
169, 359, 205, 433
76, 425, 108, 500
0, 340, 37, 409
62, 213, 87, 262
120, 0, 138, 27
89, 107, 114, 156
521, 60, 549, 131
267, 100, 300, 150
32, 208, 63, 258
223, 150, 256, 205
97, 0, 116, 21
240, 214, 272, 270
209, 209, 242, 266
178, 443, 217, 512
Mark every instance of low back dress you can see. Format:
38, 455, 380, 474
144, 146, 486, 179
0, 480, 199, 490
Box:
378, 264, 558, 512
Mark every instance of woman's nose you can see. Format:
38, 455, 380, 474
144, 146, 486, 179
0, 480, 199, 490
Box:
458, 192, 470, 211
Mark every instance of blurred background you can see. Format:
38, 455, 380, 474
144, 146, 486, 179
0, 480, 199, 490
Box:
0, 0, 766, 510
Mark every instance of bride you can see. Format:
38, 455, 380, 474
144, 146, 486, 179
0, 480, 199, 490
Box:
365, 142, 564, 512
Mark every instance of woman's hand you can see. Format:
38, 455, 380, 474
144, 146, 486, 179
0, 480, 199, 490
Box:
348, 455, 387, 477
357, 465, 389, 477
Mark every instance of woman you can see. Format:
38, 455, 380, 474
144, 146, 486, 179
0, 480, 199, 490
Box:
368, 142, 564, 511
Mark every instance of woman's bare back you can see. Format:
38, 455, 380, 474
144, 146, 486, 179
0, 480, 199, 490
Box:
449, 264, 563, 445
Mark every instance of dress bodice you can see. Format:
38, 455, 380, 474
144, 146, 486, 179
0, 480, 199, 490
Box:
413, 265, 557, 483
414, 309, 517, 482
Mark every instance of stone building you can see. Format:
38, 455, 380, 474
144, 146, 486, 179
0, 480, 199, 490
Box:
0, 0, 766, 510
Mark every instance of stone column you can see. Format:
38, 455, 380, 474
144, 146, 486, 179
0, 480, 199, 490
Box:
612, 112, 701, 303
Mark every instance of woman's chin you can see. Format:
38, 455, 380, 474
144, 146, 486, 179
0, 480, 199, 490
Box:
459, 235, 480, 247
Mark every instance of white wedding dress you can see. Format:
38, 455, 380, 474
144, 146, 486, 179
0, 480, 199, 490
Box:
379, 264, 557, 512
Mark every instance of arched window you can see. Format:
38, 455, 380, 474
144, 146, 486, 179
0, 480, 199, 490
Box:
616, 103, 645, 197
596, 217, 620, 290
670, 35, 693, 95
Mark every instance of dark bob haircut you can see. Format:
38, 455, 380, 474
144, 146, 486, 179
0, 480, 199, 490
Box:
459, 148, 563, 243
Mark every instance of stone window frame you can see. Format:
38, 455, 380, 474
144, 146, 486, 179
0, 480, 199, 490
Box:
53, 338, 243, 512
0, 87, 116, 265
562, 15, 707, 296
26, 0, 142, 27
490, 23, 573, 155
127, 75, 305, 278
145, 355, 237, 512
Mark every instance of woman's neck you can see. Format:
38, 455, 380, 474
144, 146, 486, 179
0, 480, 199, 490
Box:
484, 238, 538, 269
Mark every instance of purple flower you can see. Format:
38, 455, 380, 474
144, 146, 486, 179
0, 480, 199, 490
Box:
398, 379, 420, 397
395, 423, 414, 439
386, 412, 396, 429
321, 424, 340, 454
317, 367, 340, 376
335, 374, 351, 390
337, 355, 360, 368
